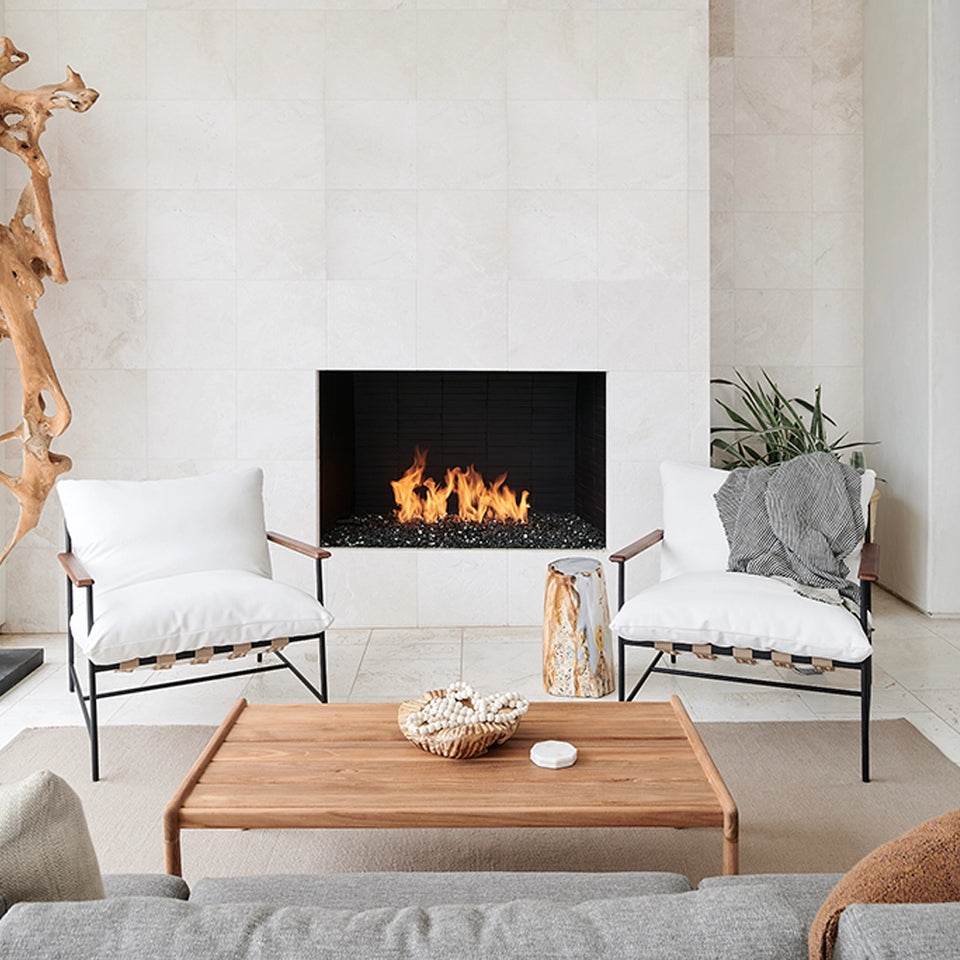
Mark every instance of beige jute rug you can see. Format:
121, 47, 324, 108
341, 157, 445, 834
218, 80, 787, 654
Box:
1, 718, 958, 886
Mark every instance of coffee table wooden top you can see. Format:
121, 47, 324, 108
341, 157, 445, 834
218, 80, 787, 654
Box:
164, 694, 737, 877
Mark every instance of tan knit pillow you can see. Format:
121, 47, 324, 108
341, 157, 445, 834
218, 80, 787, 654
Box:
0, 770, 104, 914
809, 807, 960, 960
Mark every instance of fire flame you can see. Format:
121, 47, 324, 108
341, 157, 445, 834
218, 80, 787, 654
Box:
391, 447, 530, 524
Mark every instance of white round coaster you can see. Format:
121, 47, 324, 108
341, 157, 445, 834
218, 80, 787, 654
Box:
529, 740, 578, 769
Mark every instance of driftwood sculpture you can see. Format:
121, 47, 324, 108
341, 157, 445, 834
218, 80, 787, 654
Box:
0, 38, 97, 563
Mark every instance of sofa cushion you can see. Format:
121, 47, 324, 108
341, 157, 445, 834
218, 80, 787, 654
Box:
609, 570, 872, 662
0, 886, 808, 960
833, 902, 960, 960
809, 807, 960, 960
190, 871, 693, 908
102, 874, 190, 901
0, 771, 104, 917
70, 569, 334, 665
57, 469, 272, 593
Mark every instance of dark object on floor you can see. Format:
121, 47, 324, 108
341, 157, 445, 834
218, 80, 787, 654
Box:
0, 648, 43, 698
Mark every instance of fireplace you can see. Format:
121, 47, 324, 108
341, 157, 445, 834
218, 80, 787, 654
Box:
319, 371, 605, 549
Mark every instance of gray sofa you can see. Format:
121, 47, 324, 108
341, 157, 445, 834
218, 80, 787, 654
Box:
0, 869, 953, 960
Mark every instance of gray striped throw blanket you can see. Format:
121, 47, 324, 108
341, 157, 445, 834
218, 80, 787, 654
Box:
714, 451, 865, 605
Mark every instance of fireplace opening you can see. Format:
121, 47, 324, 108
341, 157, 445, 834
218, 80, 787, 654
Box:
318, 371, 605, 549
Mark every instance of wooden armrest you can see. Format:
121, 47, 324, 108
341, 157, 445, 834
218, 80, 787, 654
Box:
58, 552, 94, 588
858, 541, 879, 582
609, 530, 664, 564
267, 531, 331, 561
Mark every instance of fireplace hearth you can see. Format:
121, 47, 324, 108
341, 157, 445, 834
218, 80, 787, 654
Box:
319, 371, 605, 549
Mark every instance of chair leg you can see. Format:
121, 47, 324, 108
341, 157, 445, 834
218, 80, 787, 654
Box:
860, 658, 872, 783
318, 633, 328, 703
618, 636, 626, 701
88, 661, 100, 783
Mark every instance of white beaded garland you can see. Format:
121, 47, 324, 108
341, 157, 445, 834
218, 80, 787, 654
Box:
404, 681, 529, 737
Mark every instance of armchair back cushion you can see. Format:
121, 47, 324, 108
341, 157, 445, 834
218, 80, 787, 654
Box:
57, 469, 272, 592
659, 461, 876, 582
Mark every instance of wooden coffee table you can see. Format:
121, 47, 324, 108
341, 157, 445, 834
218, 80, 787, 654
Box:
163, 694, 738, 877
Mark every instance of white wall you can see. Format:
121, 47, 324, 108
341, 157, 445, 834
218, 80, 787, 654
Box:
864, 0, 960, 614
1, 1, 710, 631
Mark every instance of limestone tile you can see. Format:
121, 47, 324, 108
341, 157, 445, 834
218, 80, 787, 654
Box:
237, 11, 324, 100
146, 11, 236, 100
237, 190, 326, 281
605, 460, 662, 565
598, 10, 690, 101
0, 15, 60, 85
108, 674, 250, 726
812, 212, 863, 289
507, 11, 597, 100
598, 191, 688, 282
710, 135, 734, 211
710, 211, 735, 289
800, 673, 926, 721
416, 279, 508, 369
507, 190, 597, 280
734, 58, 812, 135
1, 550, 65, 635
688, 8, 709, 101
146, 280, 236, 369
237, 371, 316, 461
599, 101, 686, 191
690, 282, 711, 375
688, 100, 709, 191
147, 190, 236, 280
597, 277, 688, 372
259, 459, 318, 545
710, 57, 735, 134
325, 101, 416, 190
733, 135, 812, 212
507, 280, 598, 370
146, 370, 237, 460
677, 683, 817, 722
506, 551, 571, 630
352, 638, 462, 700
57, 368, 148, 461
811, 366, 863, 445
58, 100, 148, 191
417, 191, 508, 280
509, 101, 597, 190
147, 101, 237, 190
418, 11, 507, 99
418, 550, 509, 626
323, 549, 419, 629
734, 289, 812, 367
710, 288, 735, 367
733, 0, 810, 57
57, 190, 147, 282
606, 371, 692, 462
325, 10, 417, 100
417, 101, 508, 190
237, 101, 325, 190
812, 135, 863, 212
325, 190, 417, 280
811, 289, 862, 367
812, 57, 862, 135
461, 639, 543, 701
913, 690, 960, 734
58, 11, 146, 98
420, 0, 506, 10
37, 280, 147, 371
237, 280, 326, 371
689, 189, 710, 286
734, 212, 812, 289
709, 0, 733, 57
326, 280, 417, 369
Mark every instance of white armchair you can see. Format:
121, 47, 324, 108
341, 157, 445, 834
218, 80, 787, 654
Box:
610, 460, 878, 782
57, 468, 334, 781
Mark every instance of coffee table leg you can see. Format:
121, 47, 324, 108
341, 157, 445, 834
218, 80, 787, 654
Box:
722, 810, 739, 876
164, 814, 182, 877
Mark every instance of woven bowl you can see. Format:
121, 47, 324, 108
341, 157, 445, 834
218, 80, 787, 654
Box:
398, 689, 522, 759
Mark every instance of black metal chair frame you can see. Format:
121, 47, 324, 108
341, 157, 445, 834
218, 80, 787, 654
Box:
59, 529, 330, 782
611, 517, 878, 783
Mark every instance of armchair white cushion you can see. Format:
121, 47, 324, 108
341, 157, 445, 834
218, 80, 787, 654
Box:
58, 469, 333, 666
610, 460, 876, 663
